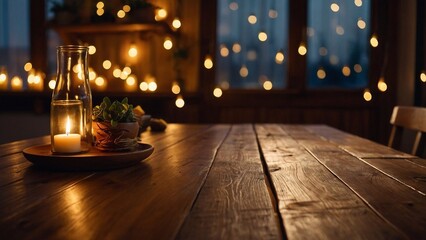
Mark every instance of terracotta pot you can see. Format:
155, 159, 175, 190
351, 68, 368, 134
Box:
92, 122, 139, 151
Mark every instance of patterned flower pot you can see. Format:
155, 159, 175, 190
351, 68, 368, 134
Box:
92, 122, 139, 152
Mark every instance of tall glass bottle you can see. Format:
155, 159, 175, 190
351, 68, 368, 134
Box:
50, 45, 92, 153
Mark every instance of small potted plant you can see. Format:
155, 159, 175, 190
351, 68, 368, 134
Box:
92, 97, 139, 151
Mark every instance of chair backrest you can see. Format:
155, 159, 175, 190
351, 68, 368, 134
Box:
388, 106, 426, 156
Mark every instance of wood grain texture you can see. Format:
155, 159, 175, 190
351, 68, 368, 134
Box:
255, 124, 405, 240
291, 126, 426, 238
306, 125, 414, 158
0, 125, 230, 240
177, 124, 282, 239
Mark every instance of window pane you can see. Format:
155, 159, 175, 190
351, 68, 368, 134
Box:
307, 0, 370, 89
0, 0, 30, 89
216, 0, 289, 90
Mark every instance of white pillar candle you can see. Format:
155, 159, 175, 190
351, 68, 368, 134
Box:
53, 116, 81, 153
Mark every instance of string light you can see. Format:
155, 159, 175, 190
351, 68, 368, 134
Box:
342, 65, 351, 76
229, 2, 238, 11
139, 82, 148, 91
298, 43, 307, 55
247, 50, 257, 60
317, 67, 326, 79
220, 81, 230, 90
420, 71, 426, 82
89, 68, 97, 81
155, 8, 168, 21
220, 44, 229, 57
171, 82, 181, 94
263, 80, 273, 90
128, 44, 138, 57
354, 0, 363, 7
275, 50, 284, 64
354, 64, 362, 73
370, 34, 379, 47
95, 76, 105, 87
269, 9, 278, 18
96, 1, 104, 9
113, 67, 122, 78
163, 37, 173, 50
258, 31, 268, 42
239, 65, 248, 77
330, 3, 340, 12
363, 89, 372, 101
97, 8, 104, 16
213, 87, 223, 98
123, 66, 132, 75
377, 77, 387, 92
357, 18, 366, 29
248, 14, 257, 24
88, 45, 96, 55
24, 62, 32, 72
232, 43, 241, 53
336, 26, 344, 35
204, 55, 213, 69
148, 82, 157, 91
126, 75, 137, 86
175, 95, 185, 108
48, 79, 56, 89
102, 60, 112, 70
11, 76, 23, 91
319, 47, 328, 56
123, 5, 131, 13
172, 18, 181, 29
117, 10, 126, 18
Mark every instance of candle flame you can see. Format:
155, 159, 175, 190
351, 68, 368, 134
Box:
66, 116, 71, 135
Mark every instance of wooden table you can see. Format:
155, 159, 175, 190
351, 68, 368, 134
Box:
0, 124, 425, 239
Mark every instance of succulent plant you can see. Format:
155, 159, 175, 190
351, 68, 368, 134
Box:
92, 97, 136, 127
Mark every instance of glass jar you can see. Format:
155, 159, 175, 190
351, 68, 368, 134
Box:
50, 45, 92, 153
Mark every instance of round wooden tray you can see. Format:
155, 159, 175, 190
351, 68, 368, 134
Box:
22, 143, 154, 171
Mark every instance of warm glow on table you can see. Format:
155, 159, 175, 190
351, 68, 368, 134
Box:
53, 116, 81, 153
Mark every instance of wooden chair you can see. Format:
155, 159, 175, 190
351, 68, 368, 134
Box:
388, 106, 426, 156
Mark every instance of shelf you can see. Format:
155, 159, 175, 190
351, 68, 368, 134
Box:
51, 22, 174, 35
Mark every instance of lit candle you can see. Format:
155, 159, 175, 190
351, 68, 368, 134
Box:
11, 76, 23, 91
53, 116, 81, 153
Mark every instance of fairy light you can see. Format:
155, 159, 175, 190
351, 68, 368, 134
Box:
171, 82, 181, 94
248, 14, 257, 24
258, 31, 268, 42
421, 72, 426, 82
275, 50, 284, 64
263, 80, 273, 90
357, 18, 366, 29
172, 18, 181, 29
139, 82, 148, 91
329, 55, 339, 65
317, 68, 326, 79
175, 95, 185, 108
229, 2, 238, 11
48, 79, 56, 89
120, 71, 129, 80
239, 65, 248, 77
88, 45, 96, 55
96, 1, 104, 9
126, 75, 137, 86
377, 77, 387, 92
11, 76, 23, 91
97, 8, 104, 16
95, 76, 105, 87
89, 68, 97, 81
123, 5, 131, 13
213, 87, 223, 98
204, 55, 213, 69
102, 60, 111, 70
117, 10, 126, 18
370, 34, 379, 47
330, 3, 340, 12
0, 72, 7, 82
354, 0, 363, 7
163, 37, 173, 50
247, 50, 257, 60
72, 63, 82, 73
155, 8, 168, 21
148, 82, 157, 91
363, 89, 372, 101
269, 9, 278, 18
220, 44, 229, 57
319, 47, 328, 56
220, 81, 230, 90
24, 62, 32, 72
298, 43, 307, 55
128, 44, 138, 57
113, 67, 122, 78
342, 65, 351, 76
336, 26, 344, 35
232, 43, 241, 53
354, 64, 362, 73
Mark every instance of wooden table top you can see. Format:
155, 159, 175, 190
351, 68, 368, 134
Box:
0, 124, 425, 239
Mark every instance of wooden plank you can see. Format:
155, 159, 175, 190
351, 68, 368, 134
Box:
360, 158, 426, 195
0, 125, 231, 239
294, 131, 426, 238
306, 125, 414, 158
177, 124, 282, 239
0, 136, 50, 158
255, 124, 406, 240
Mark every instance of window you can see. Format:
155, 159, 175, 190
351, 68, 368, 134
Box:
215, 0, 289, 90
215, 0, 371, 91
